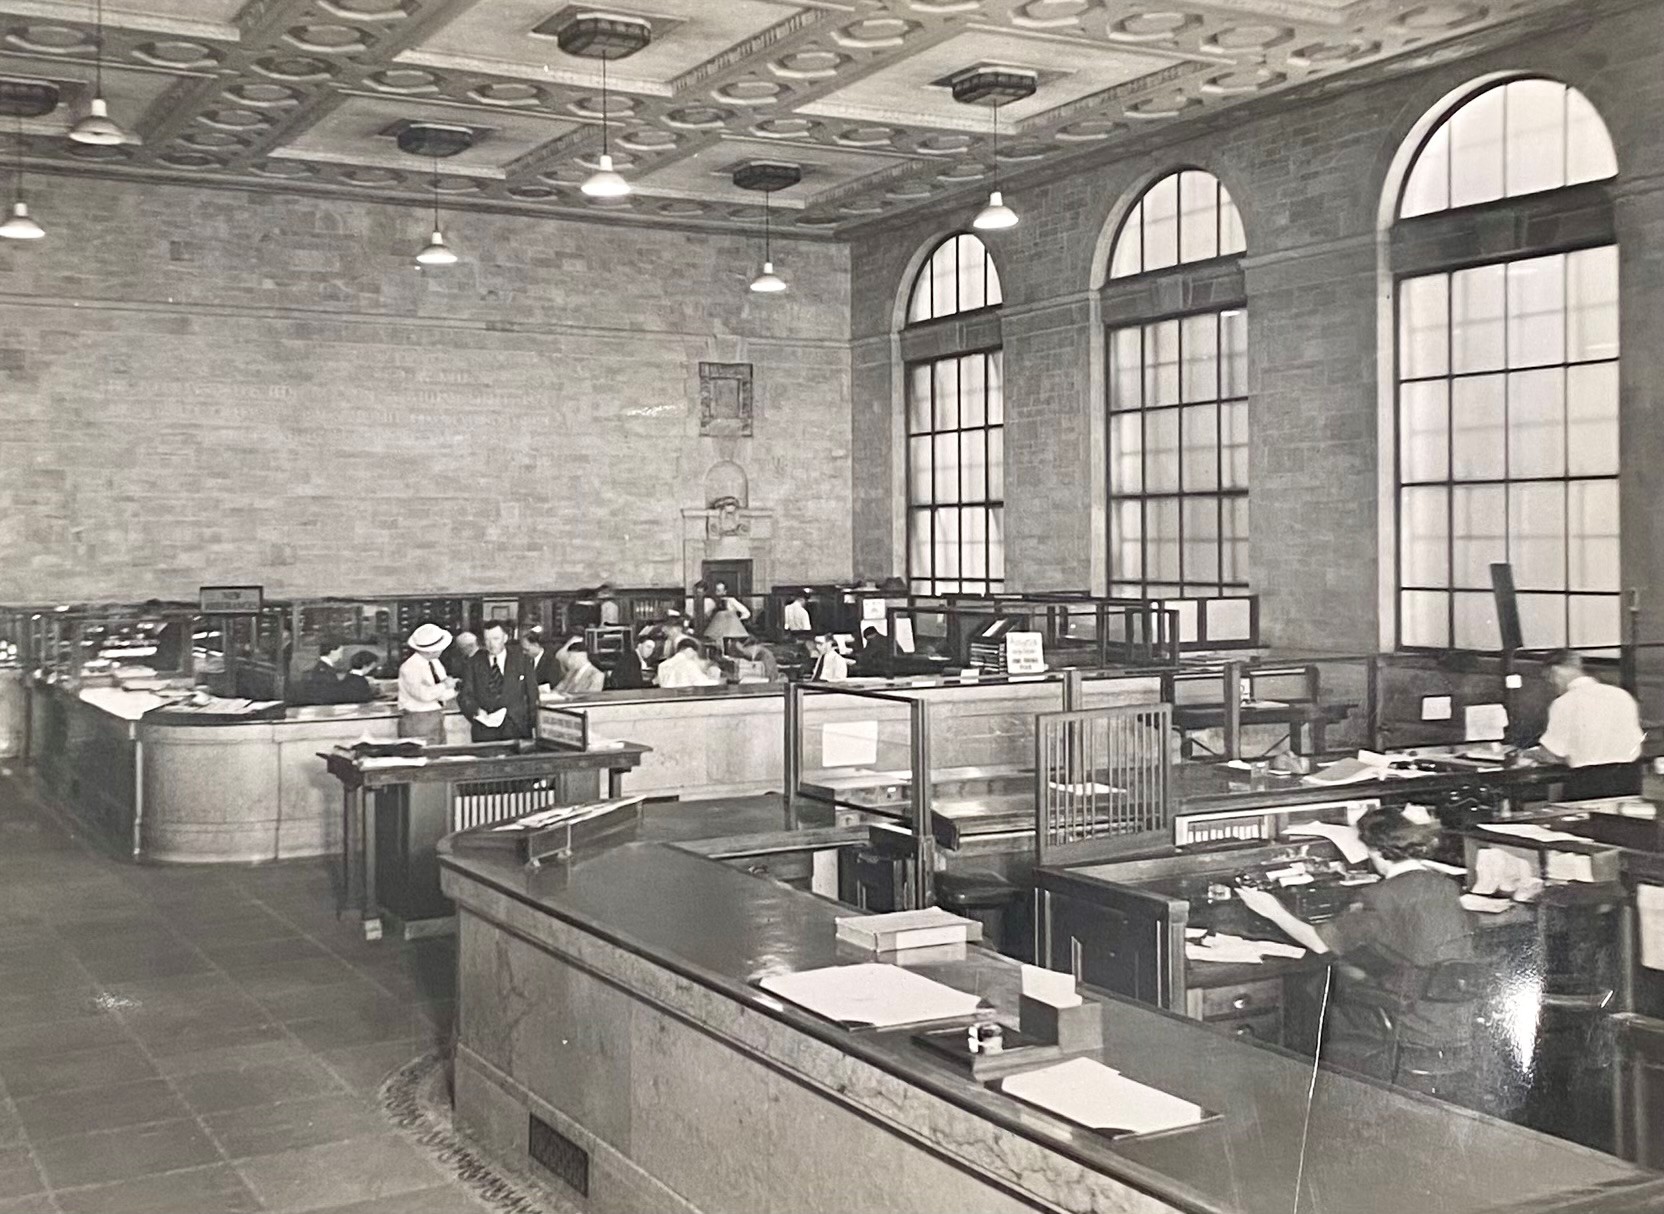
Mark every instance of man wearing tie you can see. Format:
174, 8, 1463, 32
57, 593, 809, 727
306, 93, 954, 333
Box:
807, 633, 850, 682
458, 620, 539, 742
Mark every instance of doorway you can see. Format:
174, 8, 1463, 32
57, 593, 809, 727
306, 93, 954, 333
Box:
700, 560, 753, 598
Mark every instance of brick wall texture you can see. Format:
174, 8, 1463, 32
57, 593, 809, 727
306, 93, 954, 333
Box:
847, 0, 1664, 652
0, 178, 852, 601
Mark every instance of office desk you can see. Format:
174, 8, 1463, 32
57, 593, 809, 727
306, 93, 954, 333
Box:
441, 833, 1664, 1214
1172, 699, 1355, 757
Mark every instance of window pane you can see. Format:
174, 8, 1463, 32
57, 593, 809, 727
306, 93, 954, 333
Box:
1181, 313, 1219, 403
933, 359, 959, 430
1110, 202, 1143, 279
1223, 496, 1249, 585
1509, 481, 1566, 591
907, 276, 930, 324
1401, 123, 1450, 218
1448, 84, 1505, 209
1453, 592, 1502, 650
1181, 404, 1219, 492
1145, 409, 1180, 494
1219, 192, 1245, 256
1399, 380, 1449, 483
1567, 245, 1619, 361
1451, 484, 1506, 589
1451, 375, 1506, 480
961, 507, 988, 579
1220, 399, 1249, 490
960, 353, 986, 428
909, 509, 931, 579
1110, 413, 1143, 495
1452, 264, 1506, 374
1110, 326, 1142, 410
1507, 254, 1566, 368
933, 433, 960, 504
1568, 480, 1619, 592
1221, 309, 1248, 398
1507, 368, 1565, 479
933, 510, 960, 577
1504, 79, 1568, 197
909, 436, 933, 505
1147, 499, 1180, 582
1567, 363, 1618, 477
987, 353, 1004, 424
930, 242, 956, 318
1569, 595, 1620, 649
1112, 501, 1143, 581
1401, 590, 1449, 648
1516, 594, 1568, 650
1143, 174, 1179, 271
986, 427, 1004, 499
960, 431, 987, 503
986, 255, 1003, 307
908, 365, 932, 433
1400, 486, 1449, 587
1148, 320, 1180, 406
1399, 274, 1449, 379
1178, 171, 1219, 263
1182, 498, 1220, 589
956, 235, 986, 312
988, 509, 1005, 581
1566, 90, 1618, 185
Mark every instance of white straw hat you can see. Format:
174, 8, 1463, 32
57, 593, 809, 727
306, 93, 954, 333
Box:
407, 623, 453, 656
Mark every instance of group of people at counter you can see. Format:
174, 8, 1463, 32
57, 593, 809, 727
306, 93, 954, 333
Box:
287, 582, 871, 740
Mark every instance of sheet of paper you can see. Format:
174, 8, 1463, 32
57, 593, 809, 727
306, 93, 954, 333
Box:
1421, 695, 1454, 722
758, 963, 984, 1029
1284, 821, 1370, 865
1479, 822, 1588, 845
1021, 964, 1081, 1009
1639, 885, 1664, 971
1470, 846, 1540, 896
821, 719, 880, 769
1047, 781, 1119, 797
1546, 851, 1595, 883
1460, 893, 1514, 914
475, 707, 507, 729
1465, 703, 1509, 743
1000, 1057, 1207, 1136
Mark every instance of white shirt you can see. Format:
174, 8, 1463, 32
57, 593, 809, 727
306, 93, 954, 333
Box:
397, 653, 455, 714
656, 649, 721, 688
1540, 676, 1643, 768
783, 602, 812, 632
810, 649, 850, 682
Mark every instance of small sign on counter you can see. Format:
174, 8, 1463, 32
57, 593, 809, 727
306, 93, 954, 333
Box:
1005, 631, 1046, 675
199, 585, 263, 614
536, 706, 589, 751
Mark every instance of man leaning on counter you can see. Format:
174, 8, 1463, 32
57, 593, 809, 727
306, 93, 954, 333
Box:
1522, 649, 1644, 799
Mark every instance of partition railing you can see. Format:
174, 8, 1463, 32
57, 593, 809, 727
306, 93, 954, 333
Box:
1035, 703, 1173, 868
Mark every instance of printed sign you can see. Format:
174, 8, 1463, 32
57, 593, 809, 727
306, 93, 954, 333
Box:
199, 585, 263, 614
1005, 631, 1047, 675
537, 707, 589, 751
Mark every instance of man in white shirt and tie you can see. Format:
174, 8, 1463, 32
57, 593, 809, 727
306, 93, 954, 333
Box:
782, 592, 812, 634
396, 623, 458, 743
807, 634, 850, 682
1525, 650, 1645, 799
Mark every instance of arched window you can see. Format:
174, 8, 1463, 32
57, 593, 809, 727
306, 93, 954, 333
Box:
904, 233, 1004, 594
1106, 170, 1248, 597
1110, 169, 1244, 280
1392, 79, 1620, 651
906, 232, 1003, 324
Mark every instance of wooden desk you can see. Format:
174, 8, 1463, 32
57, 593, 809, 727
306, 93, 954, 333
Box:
322, 740, 648, 937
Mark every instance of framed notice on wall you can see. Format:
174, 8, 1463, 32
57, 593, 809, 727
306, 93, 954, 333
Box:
199, 585, 263, 614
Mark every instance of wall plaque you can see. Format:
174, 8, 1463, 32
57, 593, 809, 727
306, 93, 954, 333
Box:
699, 362, 753, 437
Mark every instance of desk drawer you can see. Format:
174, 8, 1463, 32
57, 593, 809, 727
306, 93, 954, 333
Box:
1210, 1009, 1282, 1045
1198, 978, 1282, 1021
727, 852, 813, 888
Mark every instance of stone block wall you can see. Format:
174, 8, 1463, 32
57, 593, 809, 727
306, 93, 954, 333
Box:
0, 177, 853, 601
847, 0, 1664, 653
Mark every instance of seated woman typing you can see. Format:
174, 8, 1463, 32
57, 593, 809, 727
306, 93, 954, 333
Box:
1237, 807, 1477, 1090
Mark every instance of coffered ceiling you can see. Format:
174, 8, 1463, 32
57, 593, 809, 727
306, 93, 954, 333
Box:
0, 0, 1592, 237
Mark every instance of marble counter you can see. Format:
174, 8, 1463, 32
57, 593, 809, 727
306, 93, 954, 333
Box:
440, 837, 1663, 1214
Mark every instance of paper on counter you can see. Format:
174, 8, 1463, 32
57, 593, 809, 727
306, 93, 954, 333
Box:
999, 1057, 1208, 1137
1021, 964, 1081, 1009
1284, 821, 1369, 865
759, 963, 983, 1029
1186, 932, 1306, 965
1638, 885, 1664, 971
1479, 822, 1588, 845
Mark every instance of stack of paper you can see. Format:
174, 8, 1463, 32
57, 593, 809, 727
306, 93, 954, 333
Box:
835, 909, 982, 953
1303, 755, 1388, 787
998, 1057, 1208, 1137
1283, 821, 1370, 865
1185, 932, 1306, 965
759, 963, 984, 1029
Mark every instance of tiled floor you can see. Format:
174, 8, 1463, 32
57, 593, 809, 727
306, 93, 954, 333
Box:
0, 767, 490, 1214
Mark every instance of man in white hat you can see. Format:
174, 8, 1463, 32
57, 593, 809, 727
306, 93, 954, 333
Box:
398, 623, 458, 743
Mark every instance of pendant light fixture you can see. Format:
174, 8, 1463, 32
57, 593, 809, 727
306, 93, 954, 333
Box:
414, 156, 457, 266
0, 113, 43, 240
69, 0, 127, 146
749, 190, 786, 293
972, 99, 1018, 231
580, 55, 630, 198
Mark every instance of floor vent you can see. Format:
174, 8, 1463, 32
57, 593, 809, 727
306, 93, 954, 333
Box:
528, 1113, 590, 1198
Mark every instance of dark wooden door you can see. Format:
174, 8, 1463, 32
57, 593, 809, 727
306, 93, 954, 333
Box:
701, 560, 753, 597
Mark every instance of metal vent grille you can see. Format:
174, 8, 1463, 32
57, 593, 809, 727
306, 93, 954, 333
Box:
528, 1113, 590, 1197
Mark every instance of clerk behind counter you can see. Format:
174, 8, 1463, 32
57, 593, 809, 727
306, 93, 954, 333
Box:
1521, 649, 1644, 800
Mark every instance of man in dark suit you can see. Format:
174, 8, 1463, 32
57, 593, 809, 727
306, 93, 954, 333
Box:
521, 628, 563, 692
458, 620, 539, 742
292, 635, 350, 705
